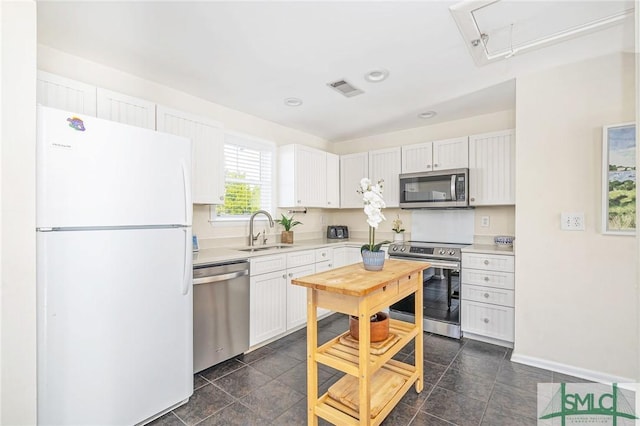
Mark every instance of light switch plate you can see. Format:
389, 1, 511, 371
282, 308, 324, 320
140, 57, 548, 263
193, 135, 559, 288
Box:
561, 213, 585, 231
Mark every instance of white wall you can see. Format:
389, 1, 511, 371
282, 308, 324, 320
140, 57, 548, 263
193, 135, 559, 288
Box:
328, 110, 517, 241
330, 109, 514, 155
1, 1, 37, 423
38, 45, 329, 246
514, 52, 637, 380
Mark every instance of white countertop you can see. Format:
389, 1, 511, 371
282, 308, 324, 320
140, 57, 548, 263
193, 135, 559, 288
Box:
462, 244, 515, 256
192, 238, 369, 266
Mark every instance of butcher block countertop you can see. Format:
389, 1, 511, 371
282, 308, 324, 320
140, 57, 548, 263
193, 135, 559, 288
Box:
291, 259, 428, 297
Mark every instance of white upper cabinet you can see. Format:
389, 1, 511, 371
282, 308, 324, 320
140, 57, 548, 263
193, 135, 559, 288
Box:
369, 147, 401, 207
340, 152, 369, 208
279, 144, 329, 208
401, 137, 469, 173
37, 71, 97, 116
96, 88, 156, 129
326, 153, 340, 208
433, 137, 469, 170
468, 129, 515, 206
157, 106, 225, 205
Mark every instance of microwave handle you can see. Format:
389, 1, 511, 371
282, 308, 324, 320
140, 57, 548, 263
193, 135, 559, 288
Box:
451, 174, 457, 200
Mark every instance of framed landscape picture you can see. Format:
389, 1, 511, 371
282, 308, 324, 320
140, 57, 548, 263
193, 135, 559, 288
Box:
602, 123, 636, 235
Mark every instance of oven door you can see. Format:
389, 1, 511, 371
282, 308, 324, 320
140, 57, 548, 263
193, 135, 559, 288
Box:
389, 256, 462, 339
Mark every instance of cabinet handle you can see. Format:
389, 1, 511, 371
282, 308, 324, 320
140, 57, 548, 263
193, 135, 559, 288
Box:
282, 274, 286, 279
328, 264, 332, 267
297, 200, 301, 204
426, 164, 432, 169
327, 201, 331, 205
484, 260, 490, 265
484, 293, 490, 298
470, 197, 475, 202
288, 273, 293, 277
483, 318, 490, 323
219, 195, 224, 201
434, 163, 438, 167
322, 253, 326, 257
484, 276, 490, 282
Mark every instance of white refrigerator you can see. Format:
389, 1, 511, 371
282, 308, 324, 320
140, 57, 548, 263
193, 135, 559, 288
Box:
36, 106, 194, 425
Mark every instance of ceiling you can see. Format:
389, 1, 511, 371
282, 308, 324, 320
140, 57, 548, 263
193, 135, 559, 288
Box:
37, 1, 635, 142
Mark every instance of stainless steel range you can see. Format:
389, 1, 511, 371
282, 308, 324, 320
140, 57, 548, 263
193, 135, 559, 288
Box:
388, 241, 469, 339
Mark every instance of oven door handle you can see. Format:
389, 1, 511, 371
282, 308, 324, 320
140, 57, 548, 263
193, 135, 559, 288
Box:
390, 256, 460, 270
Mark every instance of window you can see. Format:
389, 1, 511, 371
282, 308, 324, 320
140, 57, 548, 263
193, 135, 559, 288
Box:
214, 132, 275, 220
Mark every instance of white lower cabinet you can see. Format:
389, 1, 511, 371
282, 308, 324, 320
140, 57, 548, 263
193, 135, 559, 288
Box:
461, 252, 515, 346
250, 268, 287, 347
250, 248, 336, 347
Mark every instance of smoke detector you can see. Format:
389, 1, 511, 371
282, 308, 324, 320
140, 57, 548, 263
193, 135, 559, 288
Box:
327, 79, 364, 98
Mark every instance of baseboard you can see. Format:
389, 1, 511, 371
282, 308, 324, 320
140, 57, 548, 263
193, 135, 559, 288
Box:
463, 331, 513, 349
510, 352, 636, 385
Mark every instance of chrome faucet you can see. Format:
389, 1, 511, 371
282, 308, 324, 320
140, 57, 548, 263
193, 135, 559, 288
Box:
248, 210, 274, 246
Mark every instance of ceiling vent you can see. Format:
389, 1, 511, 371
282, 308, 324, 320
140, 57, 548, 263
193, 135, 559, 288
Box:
450, 0, 634, 66
327, 79, 364, 98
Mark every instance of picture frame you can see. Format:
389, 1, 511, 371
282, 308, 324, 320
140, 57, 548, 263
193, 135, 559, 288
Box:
602, 122, 636, 235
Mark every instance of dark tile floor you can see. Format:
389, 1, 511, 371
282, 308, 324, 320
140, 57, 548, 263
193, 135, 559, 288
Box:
150, 314, 581, 426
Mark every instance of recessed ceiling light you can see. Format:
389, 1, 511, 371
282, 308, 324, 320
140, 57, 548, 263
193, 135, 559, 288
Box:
418, 111, 437, 119
364, 69, 389, 83
284, 97, 303, 107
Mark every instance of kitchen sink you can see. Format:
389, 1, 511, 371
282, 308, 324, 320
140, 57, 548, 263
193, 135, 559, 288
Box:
237, 244, 295, 253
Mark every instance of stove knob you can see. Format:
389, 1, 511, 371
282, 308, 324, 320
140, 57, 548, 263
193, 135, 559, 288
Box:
439, 249, 445, 255
449, 250, 456, 255
392, 246, 398, 251
400, 246, 406, 252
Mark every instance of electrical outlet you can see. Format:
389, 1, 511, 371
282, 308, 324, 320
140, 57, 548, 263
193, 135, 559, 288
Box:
480, 216, 490, 227
321, 215, 327, 226
561, 213, 585, 231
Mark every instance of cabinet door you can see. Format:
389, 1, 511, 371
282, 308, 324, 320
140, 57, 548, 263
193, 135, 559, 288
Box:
433, 136, 469, 170
250, 270, 287, 346
468, 130, 515, 205
37, 71, 97, 116
326, 153, 340, 208
401, 142, 433, 173
157, 106, 225, 204
369, 147, 401, 207
286, 264, 316, 330
278, 145, 326, 208
340, 153, 368, 208
461, 300, 514, 342
96, 88, 156, 129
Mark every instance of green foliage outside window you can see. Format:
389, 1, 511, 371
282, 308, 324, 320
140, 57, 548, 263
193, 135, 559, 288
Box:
216, 172, 262, 216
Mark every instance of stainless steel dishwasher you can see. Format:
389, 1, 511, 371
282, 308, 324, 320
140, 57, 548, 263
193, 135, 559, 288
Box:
193, 260, 250, 373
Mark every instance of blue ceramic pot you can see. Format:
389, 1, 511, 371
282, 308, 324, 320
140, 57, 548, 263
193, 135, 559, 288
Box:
361, 249, 385, 271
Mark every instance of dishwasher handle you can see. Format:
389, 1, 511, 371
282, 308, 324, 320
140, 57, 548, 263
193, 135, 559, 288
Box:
193, 270, 249, 285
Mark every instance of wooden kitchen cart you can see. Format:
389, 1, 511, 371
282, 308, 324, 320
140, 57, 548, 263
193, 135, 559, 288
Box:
292, 259, 428, 426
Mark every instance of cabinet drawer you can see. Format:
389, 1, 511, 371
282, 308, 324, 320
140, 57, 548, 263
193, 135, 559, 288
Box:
462, 268, 514, 290
315, 247, 333, 263
250, 254, 287, 275
462, 253, 514, 272
287, 250, 316, 268
461, 301, 514, 342
315, 260, 333, 273
462, 284, 514, 307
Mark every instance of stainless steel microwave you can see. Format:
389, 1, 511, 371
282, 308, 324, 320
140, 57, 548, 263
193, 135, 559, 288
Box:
399, 168, 469, 208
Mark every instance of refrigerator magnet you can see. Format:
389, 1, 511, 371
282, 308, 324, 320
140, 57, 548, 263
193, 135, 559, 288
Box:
192, 235, 199, 252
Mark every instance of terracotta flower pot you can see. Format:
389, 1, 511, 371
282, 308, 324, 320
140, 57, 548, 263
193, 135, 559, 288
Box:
281, 231, 294, 244
349, 312, 389, 342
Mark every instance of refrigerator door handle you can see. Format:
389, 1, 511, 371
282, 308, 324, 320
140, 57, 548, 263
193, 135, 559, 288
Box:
182, 162, 192, 225
181, 229, 191, 295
